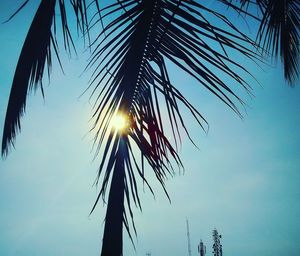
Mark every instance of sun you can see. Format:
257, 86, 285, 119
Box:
112, 113, 129, 132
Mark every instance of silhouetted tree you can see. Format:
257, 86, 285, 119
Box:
2, 1, 299, 255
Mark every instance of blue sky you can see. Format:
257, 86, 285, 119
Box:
0, 1, 300, 256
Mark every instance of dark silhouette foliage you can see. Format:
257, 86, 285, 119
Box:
1, 1, 299, 255
2, 0, 56, 156
222, 0, 300, 84
2, 0, 90, 156
87, 1, 259, 253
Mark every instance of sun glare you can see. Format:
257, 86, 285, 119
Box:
112, 114, 128, 132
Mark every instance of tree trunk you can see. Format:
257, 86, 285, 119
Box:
101, 138, 125, 256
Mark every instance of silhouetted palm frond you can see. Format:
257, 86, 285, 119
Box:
222, 0, 300, 84
1, 0, 94, 156
88, 0, 258, 254
257, 0, 300, 84
2, 0, 56, 156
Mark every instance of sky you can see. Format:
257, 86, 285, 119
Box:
0, 1, 300, 256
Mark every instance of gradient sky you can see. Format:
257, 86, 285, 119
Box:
0, 1, 300, 256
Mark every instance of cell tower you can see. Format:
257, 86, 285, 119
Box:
186, 219, 192, 256
198, 240, 206, 256
212, 229, 223, 256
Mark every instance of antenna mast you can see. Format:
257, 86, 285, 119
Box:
186, 219, 192, 256
198, 240, 206, 256
212, 229, 223, 256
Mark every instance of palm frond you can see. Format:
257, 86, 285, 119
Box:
221, 0, 300, 84
218, 0, 264, 19
2, 0, 98, 157
87, 0, 259, 253
257, 0, 300, 84
3, 0, 31, 23
2, 0, 56, 157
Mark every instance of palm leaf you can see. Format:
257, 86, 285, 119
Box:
1, 0, 56, 157
1, 0, 97, 157
221, 0, 300, 84
257, 0, 300, 84
3, 0, 31, 23
88, 0, 259, 254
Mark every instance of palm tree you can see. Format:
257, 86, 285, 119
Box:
1, 1, 299, 255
